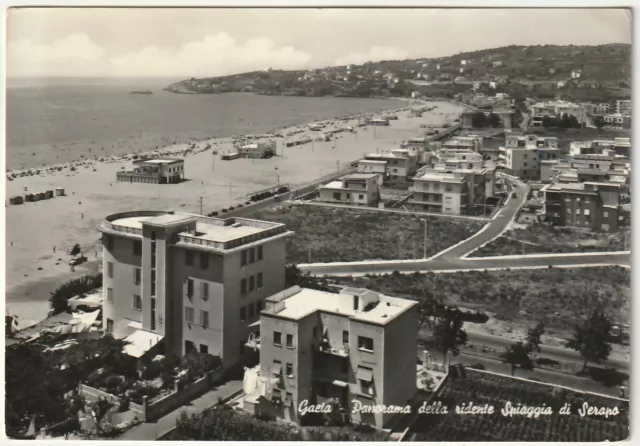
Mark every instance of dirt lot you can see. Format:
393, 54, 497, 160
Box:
251, 204, 483, 263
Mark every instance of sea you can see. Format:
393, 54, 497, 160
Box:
5, 77, 405, 170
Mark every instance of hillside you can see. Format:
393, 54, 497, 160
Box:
165, 44, 631, 100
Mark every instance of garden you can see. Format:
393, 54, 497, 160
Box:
410, 368, 629, 442
164, 405, 390, 441
251, 205, 484, 263
471, 222, 629, 257
330, 266, 631, 334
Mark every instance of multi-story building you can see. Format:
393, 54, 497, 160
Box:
99, 211, 293, 366
245, 286, 418, 428
603, 113, 631, 130
615, 99, 631, 115
530, 100, 588, 127
317, 173, 381, 207
365, 150, 417, 184
498, 134, 561, 180
357, 160, 387, 184
541, 182, 621, 232
442, 135, 483, 153
594, 103, 612, 115
433, 151, 484, 171
237, 141, 276, 159
116, 158, 185, 184
410, 169, 470, 215
569, 138, 631, 158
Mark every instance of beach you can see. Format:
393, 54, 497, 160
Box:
5, 99, 465, 327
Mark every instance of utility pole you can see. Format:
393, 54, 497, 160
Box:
199, 196, 203, 216
521, 240, 525, 256
420, 218, 428, 258
336, 160, 340, 177
228, 182, 232, 207
308, 247, 311, 264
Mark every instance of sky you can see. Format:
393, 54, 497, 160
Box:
6, 8, 632, 78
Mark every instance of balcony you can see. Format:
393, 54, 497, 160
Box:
316, 342, 349, 358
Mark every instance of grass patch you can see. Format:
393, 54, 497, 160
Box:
473, 223, 628, 256
329, 267, 630, 331
252, 205, 483, 263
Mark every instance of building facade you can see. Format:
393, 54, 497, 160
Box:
116, 158, 185, 184
238, 141, 277, 159
410, 169, 470, 215
318, 173, 381, 207
246, 286, 418, 428
541, 182, 620, 232
364, 151, 417, 184
99, 211, 293, 366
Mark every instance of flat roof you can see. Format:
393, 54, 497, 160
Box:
123, 330, 164, 358
342, 173, 379, 180
358, 160, 387, 164
136, 158, 183, 164
323, 180, 344, 189
264, 287, 417, 325
111, 213, 195, 229
186, 222, 265, 243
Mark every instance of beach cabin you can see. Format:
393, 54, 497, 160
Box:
33, 192, 45, 202
56, 188, 66, 196
222, 152, 241, 161
24, 193, 34, 202
44, 190, 54, 199
9, 196, 24, 205
367, 118, 390, 126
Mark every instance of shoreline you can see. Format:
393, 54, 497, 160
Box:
6, 98, 464, 327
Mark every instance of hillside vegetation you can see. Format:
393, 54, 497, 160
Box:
165, 44, 630, 101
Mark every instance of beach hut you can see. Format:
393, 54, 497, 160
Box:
9, 196, 24, 205
34, 192, 44, 201
44, 190, 54, 199
56, 188, 66, 196
24, 193, 34, 202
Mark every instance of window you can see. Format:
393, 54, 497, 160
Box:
248, 302, 255, 319
257, 272, 263, 289
107, 288, 113, 303
584, 209, 591, 216
133, 294, 142, 311
286, 334, 294, 348
133, 240, 141, 256
274, 331, 282, 347
134, 268, 141, 285
603, 211, 609, 218
358, 336, 374, 352
333, 192, 341, 200
249, 248, 255, 263
576, 209, 581, 215
107, 262, 114, 278
313, 326, 318, 338
359, 194, 364, 200
200, 282, 209, 301
342, 330, 349, 344
151, 231, 156, 241
187, 279, 194, 297
566, 208, 571, 214
200, 310, 209, 329
151, 269, 156, 296
353, 295, 359, 311
106, 319, 114, 333
185, 340, 195, 354
185, 306, 194, 323
200, 253, 209, 269
357, 367, 374, 395
241, 278, 247, 294
105, 235, 114, 250
240, 306, 246, 321
200, 344, 209, 354
186, 251, 194, 266
272, 360, 282, 376
257, 245, 263, 261
249, 275, 255, 291
241, 250, 247, 266
286, 363, 294, 377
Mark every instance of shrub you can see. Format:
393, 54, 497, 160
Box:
49, 274, 102, 315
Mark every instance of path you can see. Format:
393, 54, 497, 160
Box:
117, 380, 243, 441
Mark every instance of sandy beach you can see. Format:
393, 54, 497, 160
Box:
5, 100, 464, 326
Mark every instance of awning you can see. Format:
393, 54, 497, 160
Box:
123, 330, 164, 358
356, 367, 373, 382
271, 363, 282, 376
332, 380, 349, 388
248, 320, 261, 328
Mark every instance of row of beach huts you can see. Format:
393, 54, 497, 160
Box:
9, 188, 65, 205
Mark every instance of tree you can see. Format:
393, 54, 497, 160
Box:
90, 398, 113, 435
285, 264, 333, 292
565, 308, 612, 373
593, 115, 606, 129
432, 309, 468, 365
502, 341, 534, 376
526, 321, 545, 354
487, 112, 502, 128
70, 243, 82, 257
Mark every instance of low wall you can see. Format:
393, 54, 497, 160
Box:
78, 383, 122, 405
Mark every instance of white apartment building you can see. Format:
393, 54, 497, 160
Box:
243, 286, 418, 428
603, 113, 630, 130
442, 135, 483, 153
499, 134, 561, 180
615, 99, 631, 115
99, 211, 293, 366
318, 173, 381, 207
410, 169, 470, 215
357, 160, 387, 185
530, 100, 588, 127
365, 150, 417, 184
